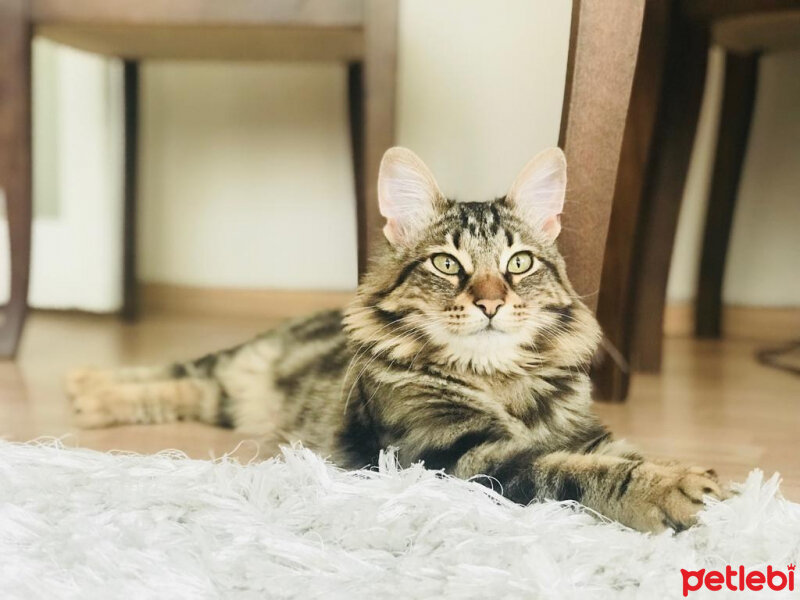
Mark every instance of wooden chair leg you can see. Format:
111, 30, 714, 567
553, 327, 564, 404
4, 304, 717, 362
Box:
0, 0, 32, 359
556, 0, 646, 401
695, 52, 758, 338
593, 0, 672, 402
557, 0, 646, 312
346, 62, 366, 276
630, 10, 710, 373
357, 0, 398, 278
121, 60, 140, 321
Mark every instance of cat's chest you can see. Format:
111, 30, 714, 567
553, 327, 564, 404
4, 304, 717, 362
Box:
496, 379, 538, 409
474, 374, 573, 429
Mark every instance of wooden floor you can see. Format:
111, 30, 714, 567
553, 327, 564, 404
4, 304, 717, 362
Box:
1, 311, 798, 500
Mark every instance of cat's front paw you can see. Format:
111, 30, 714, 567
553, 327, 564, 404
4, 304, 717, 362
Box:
618, 463, 726, 533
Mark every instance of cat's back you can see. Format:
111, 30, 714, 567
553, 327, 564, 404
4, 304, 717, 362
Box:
267, 309, 351, 384
272, 309, 346, 346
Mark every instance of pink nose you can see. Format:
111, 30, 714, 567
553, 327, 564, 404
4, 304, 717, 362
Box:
474, 298, 505, 317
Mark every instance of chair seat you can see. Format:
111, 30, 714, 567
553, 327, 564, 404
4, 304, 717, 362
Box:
682, 0, 800, 22
714, 10, 800, 53
31, 0, 365, 60
35, 24, 364, 61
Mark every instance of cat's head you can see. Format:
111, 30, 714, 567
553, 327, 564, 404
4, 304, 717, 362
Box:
345, 147, 601, 375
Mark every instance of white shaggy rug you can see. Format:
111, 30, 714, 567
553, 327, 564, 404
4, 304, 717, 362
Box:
1, 441, 798, 600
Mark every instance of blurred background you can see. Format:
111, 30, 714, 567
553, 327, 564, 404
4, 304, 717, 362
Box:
5, 2, 798, 311
0, 1, 797, 494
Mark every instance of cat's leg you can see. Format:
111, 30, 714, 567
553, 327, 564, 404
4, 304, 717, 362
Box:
450, 442, 725, 533
66, 349, 236, 428
532, 452, 724, 533
65, 365, 173, 398
70, 377, 223, 428
67, 340, 284, 432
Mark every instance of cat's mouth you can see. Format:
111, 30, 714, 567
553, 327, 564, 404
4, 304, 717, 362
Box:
473, 322, 507, 335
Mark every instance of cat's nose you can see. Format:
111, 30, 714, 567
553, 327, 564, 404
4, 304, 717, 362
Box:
470, 274, 508, 318
474, 298, 505, 317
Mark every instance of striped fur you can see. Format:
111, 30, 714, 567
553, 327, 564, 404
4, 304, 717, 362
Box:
66, 148, 725, 532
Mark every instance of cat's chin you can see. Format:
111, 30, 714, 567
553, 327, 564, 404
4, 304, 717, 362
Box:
428, 323, 531, 374
463, 318, 520, 337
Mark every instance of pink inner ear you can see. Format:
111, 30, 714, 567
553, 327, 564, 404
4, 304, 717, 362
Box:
541, 215, 562, 240
382, 221, 403, 246
506, 147, 567, 241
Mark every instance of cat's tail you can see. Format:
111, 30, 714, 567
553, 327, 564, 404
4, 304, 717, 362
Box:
65, 350, 232, 429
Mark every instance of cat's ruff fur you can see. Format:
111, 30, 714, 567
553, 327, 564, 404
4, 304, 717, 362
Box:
1, 440, 797, 600
66, 146, 726, 533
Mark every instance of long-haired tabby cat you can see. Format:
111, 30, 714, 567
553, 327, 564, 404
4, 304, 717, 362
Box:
67, 147, 726, 533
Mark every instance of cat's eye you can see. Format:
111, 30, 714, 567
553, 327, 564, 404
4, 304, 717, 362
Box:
432, 253, 462, 275
507, 251, 534, 274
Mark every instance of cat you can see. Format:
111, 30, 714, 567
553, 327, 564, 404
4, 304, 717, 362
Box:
66, 146, 726, 533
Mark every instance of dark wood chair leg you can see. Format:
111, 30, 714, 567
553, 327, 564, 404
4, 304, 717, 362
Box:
346, 61, 366, 276
695, 52, 758, 338
629, 9, 710, 373
593, 0, 672, 401
357, 0, 398, 278
556, 0, 646, 401
558, 0, 646, 312
0, 0, 32, 359
121, 60, 140, 321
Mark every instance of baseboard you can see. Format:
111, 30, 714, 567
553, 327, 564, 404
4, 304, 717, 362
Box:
28, 286, 799, 341
141, 283, 356, 320
664, 302, 800, 340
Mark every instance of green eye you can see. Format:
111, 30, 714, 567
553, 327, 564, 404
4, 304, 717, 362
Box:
432, 253, 462, 275
507, 251, 534, 274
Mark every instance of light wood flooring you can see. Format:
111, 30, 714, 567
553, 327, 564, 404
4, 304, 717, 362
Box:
1, 311, 798, 499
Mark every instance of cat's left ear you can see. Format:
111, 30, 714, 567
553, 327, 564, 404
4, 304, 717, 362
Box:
506, 147, 567, 241
378, 147, 444, 247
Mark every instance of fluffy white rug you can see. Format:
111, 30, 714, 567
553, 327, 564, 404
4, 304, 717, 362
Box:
0, 440, 798, 600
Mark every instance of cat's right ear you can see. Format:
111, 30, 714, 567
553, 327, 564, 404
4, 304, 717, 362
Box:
378, 147, 444, 247
506, 147, 567, 241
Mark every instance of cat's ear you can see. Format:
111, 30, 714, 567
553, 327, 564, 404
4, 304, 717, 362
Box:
378, 147, 444, 247
506, 147, 567, 241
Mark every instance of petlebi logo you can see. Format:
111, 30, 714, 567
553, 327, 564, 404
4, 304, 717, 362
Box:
681, 564, 795, 596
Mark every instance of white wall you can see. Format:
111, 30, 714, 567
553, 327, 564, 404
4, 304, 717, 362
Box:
9, 3, 799, 310
138, 62, 358, 290
723, 50, 800, 306
0, 40, 123, 311
138, 0, 572, 290
396, 1, 571, 199
668, 49, 800, 307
